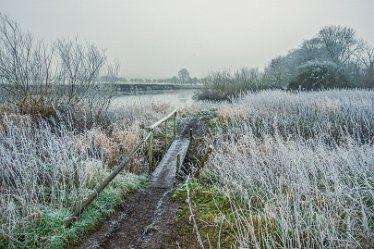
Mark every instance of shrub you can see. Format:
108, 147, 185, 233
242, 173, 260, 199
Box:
288, 60, 350, 90
194, 68, 262, 101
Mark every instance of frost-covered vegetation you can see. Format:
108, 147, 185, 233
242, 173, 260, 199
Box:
0, 13, 119, 120
194, 68, 262, 101
264, 26, 374, 90
193, 90, 374, 248
0, 13, 177, 248
0, 101, 172, 248
2, 10, 374, 249
196, 25, 374, 101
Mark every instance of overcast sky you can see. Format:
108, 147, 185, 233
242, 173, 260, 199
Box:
1, 0, 374, 78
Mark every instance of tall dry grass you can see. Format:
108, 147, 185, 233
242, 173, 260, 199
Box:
0, 100, 172, 247
201, 90, 374, 248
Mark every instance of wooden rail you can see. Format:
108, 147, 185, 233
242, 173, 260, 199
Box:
64, 109, 178, 228
146, 108, 178, 130
145, 108, 178, 169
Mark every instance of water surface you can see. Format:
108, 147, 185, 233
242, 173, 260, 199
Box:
111, 89, 196, 108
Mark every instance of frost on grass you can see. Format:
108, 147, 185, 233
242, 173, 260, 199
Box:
0, 101, 172, 248
199, 90, 374, 248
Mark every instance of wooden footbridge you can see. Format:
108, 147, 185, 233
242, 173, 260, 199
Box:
64, 109, 192, 228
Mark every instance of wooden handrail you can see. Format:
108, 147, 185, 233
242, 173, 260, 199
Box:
64, 132, 152, 228
146, 108, 178, 130
146, 109, 178, 168
64, 109, 178, 228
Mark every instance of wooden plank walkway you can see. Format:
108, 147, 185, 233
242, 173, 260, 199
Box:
76, 134, 192, 249
151, 138, 190, 188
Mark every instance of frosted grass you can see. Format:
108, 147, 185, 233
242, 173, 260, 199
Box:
203, 90, 374, 248
0, 101, 172, 244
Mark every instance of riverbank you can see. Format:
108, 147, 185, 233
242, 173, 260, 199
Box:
113, 83, 202, 95
1, 89, 373, 248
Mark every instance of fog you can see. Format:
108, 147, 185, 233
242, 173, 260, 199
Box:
1, 0, 374, 78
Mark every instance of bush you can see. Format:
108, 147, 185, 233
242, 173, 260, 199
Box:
194, 68, 262, 101
288, 60, 350, 90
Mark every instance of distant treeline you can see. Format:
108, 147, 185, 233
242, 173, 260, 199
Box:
196, 25, 374, 101
101, 68, 201, 84
264, 26, 373, 90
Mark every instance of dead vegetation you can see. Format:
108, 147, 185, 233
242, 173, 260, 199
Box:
190, 90, 374, 248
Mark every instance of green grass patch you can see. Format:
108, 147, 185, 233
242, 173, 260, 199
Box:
1, 173, 148, 249
173, 180, 283, 248
173, 181, 237, 248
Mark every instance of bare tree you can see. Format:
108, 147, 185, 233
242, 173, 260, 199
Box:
0, 13, 119, 117
0, 13, 59, 107
178, 68, 190, 84
1, 13, 33, 99
263, 56, 289, 89
95, 59, 120, 112
318, 26, 358, 67
357, 40, 374, 87
55, 38, 106, 102
262, 25, 371, 89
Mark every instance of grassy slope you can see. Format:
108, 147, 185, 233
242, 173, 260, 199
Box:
0, 173, 148, 249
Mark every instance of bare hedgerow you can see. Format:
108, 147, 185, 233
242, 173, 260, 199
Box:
194, 68, 263, 101
0, 13, 117, 120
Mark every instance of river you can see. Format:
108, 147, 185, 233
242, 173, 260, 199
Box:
111, 89, 196, 108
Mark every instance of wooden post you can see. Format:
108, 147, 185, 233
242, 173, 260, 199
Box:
164, 120, 168, 151
195, 146, 213, 177
176, 153, 181, 173
91, 134, 96, 155
118, 144, 124, 162
148, 130, 154, 172
173, 112, 177, 139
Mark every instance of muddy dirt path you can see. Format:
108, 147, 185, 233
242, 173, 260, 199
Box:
74, 117, 201, 249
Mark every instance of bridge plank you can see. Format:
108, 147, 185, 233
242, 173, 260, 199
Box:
151, 138, 190, 188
